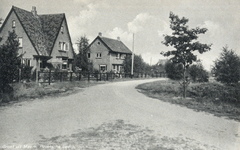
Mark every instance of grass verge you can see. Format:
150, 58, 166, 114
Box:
136, 79, 240, 122
0, 81, 104, 107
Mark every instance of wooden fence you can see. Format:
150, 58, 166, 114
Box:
37, 71, 167, 85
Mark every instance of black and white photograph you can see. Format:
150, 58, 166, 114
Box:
0, 0, 240, 149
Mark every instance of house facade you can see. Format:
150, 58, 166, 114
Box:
88, 33, 132, 72
0, 6, 74, 71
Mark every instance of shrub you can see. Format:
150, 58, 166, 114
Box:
188, 63, 209, 82
212, 46, 240, 85
164, 60, 183, 80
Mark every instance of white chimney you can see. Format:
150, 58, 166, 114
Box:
31, 6, 37, 17
98, 32, 102, 37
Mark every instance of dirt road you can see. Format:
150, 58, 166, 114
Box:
0, 79, 240, 149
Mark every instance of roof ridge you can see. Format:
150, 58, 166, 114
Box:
100, 36, 120, 42
39, 13, 65, 16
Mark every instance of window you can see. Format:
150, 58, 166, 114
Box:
116, 53, 120, 59
96, 52, 102, 58
62, 64, 67, 69
65, 43, 68, 51
88, 53, 90, 58
100, 65, 107, 72
121, 54, 126, 59
62, 42, 65, 50
62, 58, 68, 69
12, 20, 16, 28
98, 42, 101, 45
18, 37, 23, 48
59, 42, 68, 51
22, 58, 31, 66
61, 26, 64, 33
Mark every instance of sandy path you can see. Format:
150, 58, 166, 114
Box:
0, 79, 240, 149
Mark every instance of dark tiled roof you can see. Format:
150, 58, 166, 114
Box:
99, 36, 132, 54
12, 6, 64, 56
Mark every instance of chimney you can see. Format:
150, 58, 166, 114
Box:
98, 32, 102, 37
117, 37, 120, 41
31, 6, 37, 17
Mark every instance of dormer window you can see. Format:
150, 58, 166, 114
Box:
12, 20, 16, 28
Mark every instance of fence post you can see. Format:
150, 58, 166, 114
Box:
88, 73, 90, 82
78, 72, 81, 81
100, 73, 101, 81
70, 72, 72, 81
60, 72, 62, 82
106, 73, 108, 81
48, 70, 51, 85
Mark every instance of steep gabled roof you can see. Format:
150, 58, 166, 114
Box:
9, 6, 65, 56
97, 36, 132, 54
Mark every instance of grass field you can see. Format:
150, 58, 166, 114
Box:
136, 79, 240, 122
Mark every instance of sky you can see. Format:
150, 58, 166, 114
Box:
1, 0, 240, 71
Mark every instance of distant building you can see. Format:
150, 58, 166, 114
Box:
157, 59, 168, 66
0, 6, 74, 71
87, 32, 132, 72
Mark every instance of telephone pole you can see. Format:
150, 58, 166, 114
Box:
131, 33, 134, 76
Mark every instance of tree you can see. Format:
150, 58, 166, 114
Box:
123, 54, 149, 73
165, 60, 183, 80
161, 12, 211, 98
188, 62, 209, 82
74, 35, 91, 72
212, 46, 240, 85
0, 31, 20, 101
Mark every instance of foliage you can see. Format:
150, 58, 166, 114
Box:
0, 31, 20, 95
188, 62, 209, 82
74, 35, 92, 72
164, 60, 183, 80
161, 12, 211, 98
212, 46, 240, 85
123, 54, 150, 74
136, 80, 240, 121
20, 65, 33, 82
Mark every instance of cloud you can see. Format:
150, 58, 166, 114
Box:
106, 27, 132, 42
68, 3, 98, 43
157, 20, 172, 37
127, 13, 154, 33
200, 20, 223, 37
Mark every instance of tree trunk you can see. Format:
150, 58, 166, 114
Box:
183, 65, 187, 98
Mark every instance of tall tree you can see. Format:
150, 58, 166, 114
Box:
161, 12, 211, 98
74, 35, 90, 72
0, 31, 20, 101
123, 54, 149, 73
212, 46, 240, 85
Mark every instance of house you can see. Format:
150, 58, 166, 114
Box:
87, 33, 132, 72
0, 6, 74, 71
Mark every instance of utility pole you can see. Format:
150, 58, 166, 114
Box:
131, 33, 134, 76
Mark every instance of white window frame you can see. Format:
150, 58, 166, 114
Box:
116, 53, 120, 59
12, 20, 16, 28
18, 37, 23, 48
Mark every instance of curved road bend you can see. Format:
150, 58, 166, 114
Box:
0, 79, 240, 149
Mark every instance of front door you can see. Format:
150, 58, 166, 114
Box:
99, 65, 107, 72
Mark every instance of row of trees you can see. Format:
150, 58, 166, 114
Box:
161, 12, 240, 98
